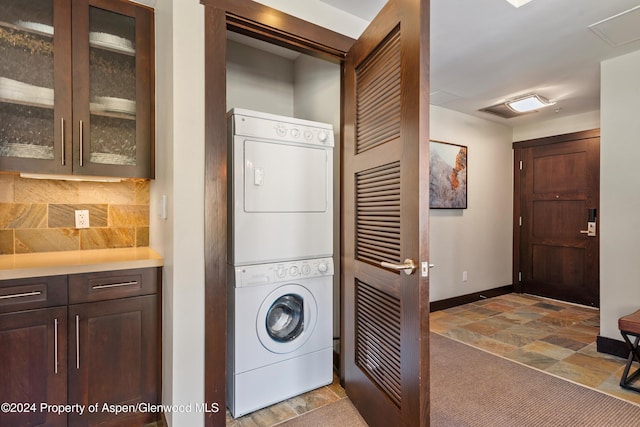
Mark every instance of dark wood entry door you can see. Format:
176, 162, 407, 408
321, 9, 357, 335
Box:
516, 130, 600, 307
342, 0, 430, 425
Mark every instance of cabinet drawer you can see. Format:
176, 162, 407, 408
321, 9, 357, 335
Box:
0, 276, 68, 314
68, 267, 158, 303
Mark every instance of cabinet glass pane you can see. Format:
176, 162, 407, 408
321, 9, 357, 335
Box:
89, 6, 136, 166
0, 0, 55, 160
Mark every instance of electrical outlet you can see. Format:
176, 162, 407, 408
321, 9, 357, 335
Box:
462, 271, 468, 282
75, 210, 90, 229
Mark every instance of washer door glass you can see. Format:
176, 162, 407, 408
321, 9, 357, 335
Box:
257, 283, 318, 354
266, 294, 304, 342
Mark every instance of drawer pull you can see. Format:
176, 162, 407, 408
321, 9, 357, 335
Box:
54, 318, 59, 374
0, 291, 42, 300
92, 281, 139, 290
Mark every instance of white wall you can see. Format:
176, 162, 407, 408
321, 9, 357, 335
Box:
151, 0, 206, 426
600, 49, 640, 339
293, 56, 340, 130
226, 40, 295, 115
169, 0, 206, 424
429, 106, 513, 301
512, 111, 600, 142
226, 42, 342, 121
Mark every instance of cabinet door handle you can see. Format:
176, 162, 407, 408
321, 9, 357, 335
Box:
61, 118, 66, 166
79, 120, 84, 167
75, 314, 80, 370
92, 281, 138, 290
0, 290, 42, 300
54, 318, 59, 374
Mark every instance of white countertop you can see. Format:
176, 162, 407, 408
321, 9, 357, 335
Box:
0, 247, 163, 280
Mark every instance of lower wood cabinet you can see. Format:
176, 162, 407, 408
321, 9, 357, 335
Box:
68, 295, 158, 427
0, 267, 161, 427
0, 306, 68, 427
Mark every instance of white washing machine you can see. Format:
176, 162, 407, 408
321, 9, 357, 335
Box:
226, 257, 334, 418
227, 108, 334, 266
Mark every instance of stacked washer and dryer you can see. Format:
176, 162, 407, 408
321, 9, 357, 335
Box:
226, 108, 335, 418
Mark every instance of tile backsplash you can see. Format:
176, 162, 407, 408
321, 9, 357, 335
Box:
0, 172, 150, 255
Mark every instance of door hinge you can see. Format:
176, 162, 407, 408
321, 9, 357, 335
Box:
519, 160, 523, 170
518, 272, 522, 282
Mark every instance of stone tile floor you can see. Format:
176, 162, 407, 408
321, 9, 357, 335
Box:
225, 373, 346, 426
226, 293, 640, 426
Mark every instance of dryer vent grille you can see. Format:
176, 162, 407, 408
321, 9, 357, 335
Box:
355, 279, 402, 409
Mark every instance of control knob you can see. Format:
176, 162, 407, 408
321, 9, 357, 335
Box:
318, 131, 329, 143
276, 266, 287, 278
318, 262, 329, 274
275, 124, 287, 137
289, 266, 299, 276
301, 264, 311, 275
290, 128, 300, 138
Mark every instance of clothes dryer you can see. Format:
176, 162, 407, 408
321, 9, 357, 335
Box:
226, 257, 334, 418
227, 108, 334, 266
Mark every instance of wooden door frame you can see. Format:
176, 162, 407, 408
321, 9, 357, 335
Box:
201, 1, 354, 425
512, 128, 600, 294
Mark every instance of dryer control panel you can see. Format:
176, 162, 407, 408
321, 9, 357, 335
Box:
229, 108, 335, 148
233, 257, 334, 288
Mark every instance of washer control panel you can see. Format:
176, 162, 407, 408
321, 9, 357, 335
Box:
234, 257, 334, 287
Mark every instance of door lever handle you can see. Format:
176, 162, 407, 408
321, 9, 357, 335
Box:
580, 222, 597, 237
381, 259, 417, 275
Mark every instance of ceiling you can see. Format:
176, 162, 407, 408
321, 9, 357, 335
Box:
316, 0, 640, 127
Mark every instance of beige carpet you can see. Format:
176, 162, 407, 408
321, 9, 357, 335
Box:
430, 333, 640, 426
280, 333, 640, 426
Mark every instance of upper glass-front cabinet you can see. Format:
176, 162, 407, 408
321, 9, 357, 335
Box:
74, 0, 154, 178
0, 0, 59, 167
0, 0, 154, 178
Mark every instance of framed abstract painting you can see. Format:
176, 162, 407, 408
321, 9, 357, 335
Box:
429, 140, 467, 209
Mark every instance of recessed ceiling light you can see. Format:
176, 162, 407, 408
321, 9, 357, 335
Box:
505, 0, 534, 8
506, 94, 555, 113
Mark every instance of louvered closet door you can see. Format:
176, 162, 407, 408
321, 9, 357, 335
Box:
342, 0, 430, 426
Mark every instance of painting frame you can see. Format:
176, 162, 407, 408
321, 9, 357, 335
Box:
429, 140, 468, 209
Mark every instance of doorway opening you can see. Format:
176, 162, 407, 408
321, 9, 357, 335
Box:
203, 6, 355, 424
225, 32, 343, 364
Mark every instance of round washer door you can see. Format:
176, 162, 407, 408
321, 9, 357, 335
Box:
256, 283, 318, 354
